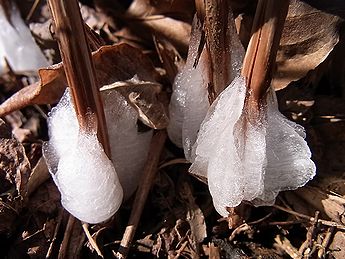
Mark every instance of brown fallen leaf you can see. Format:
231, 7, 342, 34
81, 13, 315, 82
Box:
178, 178, 207, 244
272, 0, 342, 90
329, 231, 345, 258
0, 44, 168, 129
153, 34, 185, 84
124, 0, 193, 53
0, 138, 30, 197
101, 80, 169, 129
0, 137, 31, 233
294, 186, 345, 225
27, 157, 49, 196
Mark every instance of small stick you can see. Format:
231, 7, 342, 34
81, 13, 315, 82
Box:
47, 0, 111, 157
273, 205, 345, 230
46, 208, 64, 258
82, 223, 104, 258
204, 0, 237, 97
116, 130, 167, 259
317, 227, 334, 258
26, 0, 41, 21
299, 211, 319, 256
58, 215, 76, 259
274, 235, 301, 259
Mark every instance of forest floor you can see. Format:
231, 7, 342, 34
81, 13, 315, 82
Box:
1, 0, 345, 258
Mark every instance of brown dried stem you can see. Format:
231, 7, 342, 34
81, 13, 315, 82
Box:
204, 0, 235, 97
241, 0, 290, 104
47, 0, 110, 157
116, 130, 167, 259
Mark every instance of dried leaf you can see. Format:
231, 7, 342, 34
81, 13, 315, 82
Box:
28, 180, 60, 215
125, 0, 193, 52
0, 139, 30, 196
153, 34, 185, 84
27, 157, 49, 196
294, 186, 345, 224
0, 137, 31, 233
101, 80, 169, 129
178, 180, 207, 244
0, 44, 168, 129
272, 0, 342, 90
329, 231, 345, 258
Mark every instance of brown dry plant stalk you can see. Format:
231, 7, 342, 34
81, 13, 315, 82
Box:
242, 0, 289, 105
47, 0, 111, 157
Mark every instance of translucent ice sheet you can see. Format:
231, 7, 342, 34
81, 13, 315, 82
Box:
43, 90, 123, 224
0, 2, 48, 73
191, 77, 316, 216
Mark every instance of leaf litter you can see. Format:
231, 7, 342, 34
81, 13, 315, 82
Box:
1, 0, 345, 258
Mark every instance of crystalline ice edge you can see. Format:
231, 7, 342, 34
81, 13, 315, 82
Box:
103, 90, 153, 200
253, 89, 316, 205
168, 15, 245, 161
0, 2, 48, 73
191, 77, 316, 216
167, 28, 202, 149
44, 87, 153, 222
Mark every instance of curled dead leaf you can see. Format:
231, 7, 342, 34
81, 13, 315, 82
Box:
0, 136, 31, 233
272, 0, 342, 90
0, 44, 168, 129
101, 79, 169, 129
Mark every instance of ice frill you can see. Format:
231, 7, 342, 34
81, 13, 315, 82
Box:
0, 2, 48, 73
167, 31, 209, 155
103, 89, 152, 200
191, 76, 316, 216
44, 88, 153, 223
43, 90, 123, 224
168, 17, 244, 160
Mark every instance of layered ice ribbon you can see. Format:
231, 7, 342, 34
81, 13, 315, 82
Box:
44, 89, 152, 223
190, 76, 316, 216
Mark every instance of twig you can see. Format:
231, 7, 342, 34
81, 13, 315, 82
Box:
273, 205, 345, 230
268, 220, 307, 226
275, 235, 301, 259
47, 0, 111, 157
174, 240, 189, 259
317, 227, 335, 258
46, 208, 64, 258
204, 0, 237, 98
58, 215, 76, 259
299, 211, 320, 257
82, 223, 104, 258
116, 130, 167, 259
26, 0, 41, 21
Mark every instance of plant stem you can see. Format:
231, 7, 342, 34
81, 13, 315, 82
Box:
116, 130, 167, 259
204, 0, 234, 98
48, 0, 111, 157
242, 0, 290, 103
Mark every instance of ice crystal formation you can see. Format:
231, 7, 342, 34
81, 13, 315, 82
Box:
168, 22, 315, 216
190, 76, 316, 216
44, 88, 152, 223
0, 2, 48, 73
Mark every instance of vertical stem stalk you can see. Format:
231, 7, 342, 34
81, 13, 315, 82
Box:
242, 0, 289, 104
116, 130, 167, 259
48, 0, 111, 157
204, 0, 233, 97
